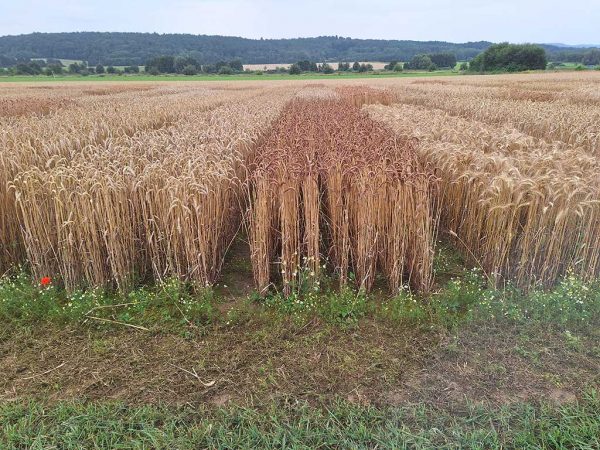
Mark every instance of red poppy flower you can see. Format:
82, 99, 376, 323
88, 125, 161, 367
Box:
40, 277, 52, 287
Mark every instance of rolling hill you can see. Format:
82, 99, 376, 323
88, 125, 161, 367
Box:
0, 32, 596, 66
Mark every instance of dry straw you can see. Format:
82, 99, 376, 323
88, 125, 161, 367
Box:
248, 87, 437, 295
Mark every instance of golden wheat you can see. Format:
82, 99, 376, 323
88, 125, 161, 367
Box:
367, 100, 600, 288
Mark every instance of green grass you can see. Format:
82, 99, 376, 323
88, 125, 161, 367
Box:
1, 390, 598, 449
0, 272, 218, 331
1, 257, 599, 448
1, 264, 599, 332
0, 70, 458, 83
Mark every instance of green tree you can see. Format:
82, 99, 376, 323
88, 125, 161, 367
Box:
46, 63, 64, 75
68, 62, 86, 74
182, 64, 197, 75
17, 61, 44, 75
174, 56, 199, 73
145, 56, 175, 73
229, 59, 243, 72
320, 63, 334, 74
429, 52, 457, 68
295, 60, 318, 72
95, 64, 105, 74
469, 43, 547, 73
582, 49, 600, 66
352, 61, 361, 71
202, 64, 217, 74
289, 63, 301, 74
384, 61, 398, 70
106, 65, 117, 74
405, 54, 434, 70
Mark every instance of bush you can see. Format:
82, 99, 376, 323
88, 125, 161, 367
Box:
218, 65, 234, 75
181, 65, 197, 75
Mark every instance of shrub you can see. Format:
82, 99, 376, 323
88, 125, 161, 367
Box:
289, 64, 301, 75
181, 65, 197, 76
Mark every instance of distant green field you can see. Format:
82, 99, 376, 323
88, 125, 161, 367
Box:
0, 70, 458, 83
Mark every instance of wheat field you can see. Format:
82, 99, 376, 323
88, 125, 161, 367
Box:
1, 71, 599, 293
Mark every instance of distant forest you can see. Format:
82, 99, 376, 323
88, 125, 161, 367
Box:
0, 32, 597, 66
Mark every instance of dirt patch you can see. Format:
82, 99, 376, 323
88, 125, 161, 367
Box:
0, 319, 435, 407
1, 319, 597, 409
399, 322, 599, 408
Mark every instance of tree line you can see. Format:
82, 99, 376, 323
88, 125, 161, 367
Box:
0, 33, 595, 68
0, 59, 141, 76
3, 44, 596, 77
144, 56, 243, 75
0, 33, 501, 66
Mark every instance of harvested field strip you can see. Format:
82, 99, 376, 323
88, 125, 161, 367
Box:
248, 88, 437, 294
367, 102, 600, 288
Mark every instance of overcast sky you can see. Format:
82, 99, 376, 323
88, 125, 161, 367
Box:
1, 0, 598, 44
